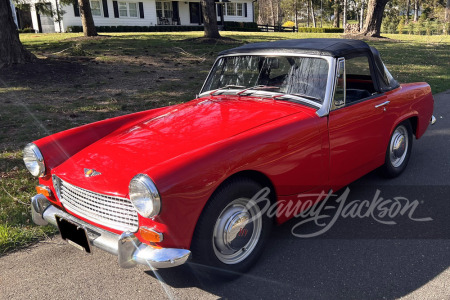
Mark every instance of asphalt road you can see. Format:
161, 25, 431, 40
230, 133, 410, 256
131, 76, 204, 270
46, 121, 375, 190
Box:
1, 91, 449, 300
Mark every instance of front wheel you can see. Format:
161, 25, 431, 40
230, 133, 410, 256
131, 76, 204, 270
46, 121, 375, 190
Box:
190, 178, 272, 279
380, 121, 413, 178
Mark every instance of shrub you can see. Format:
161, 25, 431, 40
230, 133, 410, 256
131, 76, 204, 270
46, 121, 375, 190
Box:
18, 27, 35, 33
67, 25, 205, 33
297, 27, 344, 33
388, 20, 397, 34
223, 21, 259, 31
397, 17, 405, 34
407, 22, 414, 35
282, 21, 295, 27
414, 21, 423, 35
424, 20, 432, 35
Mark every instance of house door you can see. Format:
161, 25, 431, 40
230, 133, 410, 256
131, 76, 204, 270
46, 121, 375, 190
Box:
189, 2, 203, 24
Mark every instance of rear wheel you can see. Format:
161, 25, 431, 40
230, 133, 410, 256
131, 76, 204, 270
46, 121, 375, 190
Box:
190, 177, 272, 279
380, 121, 413, 178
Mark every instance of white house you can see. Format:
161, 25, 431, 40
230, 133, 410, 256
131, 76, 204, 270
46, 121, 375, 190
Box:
26, 0, 255, 33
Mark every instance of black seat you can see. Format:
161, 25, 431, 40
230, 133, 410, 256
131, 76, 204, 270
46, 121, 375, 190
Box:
346, 89, 371, 103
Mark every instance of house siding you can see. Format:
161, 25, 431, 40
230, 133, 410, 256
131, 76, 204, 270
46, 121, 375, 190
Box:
29, 0, 254, 32
61, 0, 158, 30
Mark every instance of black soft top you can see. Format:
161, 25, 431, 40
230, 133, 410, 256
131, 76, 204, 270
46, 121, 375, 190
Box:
219, 38, 372, 57
219, 38, 399, 92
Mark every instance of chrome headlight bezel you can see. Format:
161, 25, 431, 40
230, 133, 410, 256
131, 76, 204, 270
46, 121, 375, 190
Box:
129, 174, 161, 218
23, 143, 45, 177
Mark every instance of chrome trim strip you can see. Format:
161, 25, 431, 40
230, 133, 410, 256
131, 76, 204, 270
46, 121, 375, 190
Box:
431, 115, 436, 125
35, 197, 191, 269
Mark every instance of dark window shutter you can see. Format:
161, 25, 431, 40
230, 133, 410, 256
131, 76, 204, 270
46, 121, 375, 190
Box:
113, 1, 119, 18
172, 1, 179, 24
139, 2, 144, 18
244, 3, 247, 17
102, 0, 109, 17
73, 0, 80, 17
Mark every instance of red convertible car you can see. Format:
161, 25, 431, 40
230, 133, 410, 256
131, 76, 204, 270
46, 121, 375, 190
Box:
25, 39, 435, 275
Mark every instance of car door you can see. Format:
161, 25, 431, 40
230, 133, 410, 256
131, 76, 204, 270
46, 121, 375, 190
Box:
328, 56, 391, 188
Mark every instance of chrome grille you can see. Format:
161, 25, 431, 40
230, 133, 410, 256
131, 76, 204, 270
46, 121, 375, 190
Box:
58, 178, 138, 232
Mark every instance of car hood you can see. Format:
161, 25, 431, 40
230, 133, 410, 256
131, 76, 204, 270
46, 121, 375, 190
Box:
53, 96, 312, 196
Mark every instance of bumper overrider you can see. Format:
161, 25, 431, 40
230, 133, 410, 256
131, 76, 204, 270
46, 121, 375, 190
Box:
31, 194, 191, 269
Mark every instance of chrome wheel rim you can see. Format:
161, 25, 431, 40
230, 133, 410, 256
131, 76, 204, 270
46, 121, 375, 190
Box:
213, 198, 262, 264
389, 125, 409, 168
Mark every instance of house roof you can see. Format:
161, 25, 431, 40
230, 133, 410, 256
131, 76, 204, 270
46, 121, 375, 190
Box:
219, 38, 373, 58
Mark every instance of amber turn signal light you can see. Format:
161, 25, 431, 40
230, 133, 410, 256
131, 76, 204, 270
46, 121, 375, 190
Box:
36, 185, 52, 197
139, 227, 163, 243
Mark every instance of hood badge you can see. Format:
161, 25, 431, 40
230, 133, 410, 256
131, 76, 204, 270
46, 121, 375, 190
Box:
84, 168, 101, 177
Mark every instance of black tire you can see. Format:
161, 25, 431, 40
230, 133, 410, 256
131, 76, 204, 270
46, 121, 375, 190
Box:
190, 177, 272, 280
380, 121, 413, 178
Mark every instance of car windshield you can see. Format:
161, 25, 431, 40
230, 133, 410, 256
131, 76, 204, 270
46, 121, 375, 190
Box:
201, 55, 329, 104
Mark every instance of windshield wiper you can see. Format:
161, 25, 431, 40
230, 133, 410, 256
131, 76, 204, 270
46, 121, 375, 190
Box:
272, 93, 322, 108
210, 85, 246, 96
236, 85, 281, 96
290, 93, 322, 103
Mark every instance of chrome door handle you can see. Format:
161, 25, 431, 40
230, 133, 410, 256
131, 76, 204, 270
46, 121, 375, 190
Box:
375, 101, 390, 108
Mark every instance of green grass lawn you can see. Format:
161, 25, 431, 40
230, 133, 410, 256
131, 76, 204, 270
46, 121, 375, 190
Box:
0, 31, 449, 254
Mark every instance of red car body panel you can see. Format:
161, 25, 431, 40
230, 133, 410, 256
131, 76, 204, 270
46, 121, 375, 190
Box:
36, 82, 434, 250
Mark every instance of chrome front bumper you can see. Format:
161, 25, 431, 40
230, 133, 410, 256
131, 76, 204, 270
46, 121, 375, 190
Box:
31, 194, 191, 269
431, 115, 436, 125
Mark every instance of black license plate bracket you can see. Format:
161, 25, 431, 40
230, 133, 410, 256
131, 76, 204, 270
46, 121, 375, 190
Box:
55, 216, 92, 254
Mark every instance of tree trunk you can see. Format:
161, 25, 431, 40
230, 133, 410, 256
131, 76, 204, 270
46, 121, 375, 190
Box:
446, 0, 450, 22
361, 0, 389, 36
343, 0, 347, 30
445, 0, 450, 22
405, 0, 410, 24
0, 0, 35, 68
359, 0, 364, 30
201, 0, 220, 38
294, 0, 298, 28
307, 0, 310, 27
78, 0, 97, 36
413, 0, 419, 22
311, 0, 316, 27
333, 0, 340, 28
270, 0, 275, 26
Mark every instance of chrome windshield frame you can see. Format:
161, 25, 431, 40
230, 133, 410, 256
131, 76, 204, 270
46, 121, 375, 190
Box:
199, 52, 336, 118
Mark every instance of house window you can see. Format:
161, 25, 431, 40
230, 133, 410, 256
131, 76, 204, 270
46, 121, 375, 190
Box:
90, 0, 102, 16
225, 3, 243, 16
129, 2, 137, 17
226, 3, 235, 16
118, 2, 138, 17
119, 2, 127, 16
236, 3, 242, 16
156, 1, 173, 18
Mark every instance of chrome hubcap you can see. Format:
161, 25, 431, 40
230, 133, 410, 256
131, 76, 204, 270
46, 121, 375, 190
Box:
389, 125, 408, 168
213, 198, 262, 264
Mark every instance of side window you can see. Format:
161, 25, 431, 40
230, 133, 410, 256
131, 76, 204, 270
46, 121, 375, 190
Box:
333, 58, 346, 109
345, 55, 375, 103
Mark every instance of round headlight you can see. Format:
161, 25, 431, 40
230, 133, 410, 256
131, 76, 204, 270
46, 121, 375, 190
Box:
23, 143, 45, 177
129, 174, 161, 218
